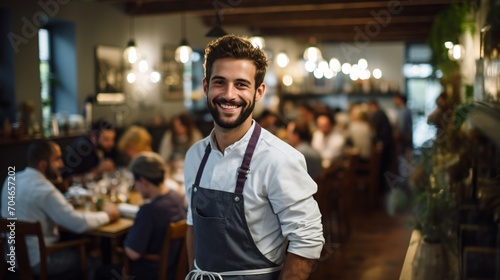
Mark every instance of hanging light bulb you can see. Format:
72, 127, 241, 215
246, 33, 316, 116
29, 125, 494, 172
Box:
341, 63, 352, 74
305, 60, 316, 72
282, 74, 293, 86
358, 58, 368, 70
329, 58, 341, 72
276, 51, 289, 68
175, 13, 192, 64
175, 39, 192, 64
124, 17, 139, 64
150, 71, 161, 83
448, 44, 464, 61
127, 72, 136, 84
303, 37, 322, 62
303, 46, 322, 62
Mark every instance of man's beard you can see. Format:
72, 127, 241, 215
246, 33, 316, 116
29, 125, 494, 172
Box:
207, 94, 256, 129
46, 165, 62, 182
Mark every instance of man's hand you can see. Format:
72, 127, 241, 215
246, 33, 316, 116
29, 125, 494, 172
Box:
103, 203, 120, 222
279, 253, 316, 280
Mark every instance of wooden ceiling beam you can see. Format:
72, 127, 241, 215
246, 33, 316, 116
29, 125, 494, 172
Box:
212, 15, 435, 28
124, 0, 453, 16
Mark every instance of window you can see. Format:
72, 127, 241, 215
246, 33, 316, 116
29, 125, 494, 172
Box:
38, 28, 52, 129
404, 44, 442, 148
38, 22, 78, 135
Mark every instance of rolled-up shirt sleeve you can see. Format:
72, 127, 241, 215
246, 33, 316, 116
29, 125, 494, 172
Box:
267, 153, 325, 260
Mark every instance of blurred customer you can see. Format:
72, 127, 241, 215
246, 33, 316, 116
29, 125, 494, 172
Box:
119, 125, 184, 197
287, 119, 323, 178
158, 113, 203, 164
117, 125, 153, 164
256, 109, 287, 139
312, 113, 346, 168
296, 102, 317, 131
346, 105, 372, 160
1, 140, 119, 277
95, 152, 187, 280
427, 92, 452, 135
61, 118, 118, 181
393, 94, 413, 159
368, 100, 395, 194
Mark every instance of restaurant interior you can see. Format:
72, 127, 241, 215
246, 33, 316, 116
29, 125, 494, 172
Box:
1, 0, 500, 279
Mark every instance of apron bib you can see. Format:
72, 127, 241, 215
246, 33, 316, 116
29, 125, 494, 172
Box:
187, 124, 281, 280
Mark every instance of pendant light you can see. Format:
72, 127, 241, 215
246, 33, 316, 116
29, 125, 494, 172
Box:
303, 37, 322, 63
175, 13, 192, 64
205, 12, 227, 38
124, 17, 138, 64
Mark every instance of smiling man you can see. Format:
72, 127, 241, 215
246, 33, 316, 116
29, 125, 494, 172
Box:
184, 35, 324, 280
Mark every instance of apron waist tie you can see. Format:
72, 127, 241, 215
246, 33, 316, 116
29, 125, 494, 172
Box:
186, 260, 282, 279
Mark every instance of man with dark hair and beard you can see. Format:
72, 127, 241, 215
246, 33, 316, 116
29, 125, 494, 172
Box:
184, 35, 324, 280
61, 118, 118, 181
1, 140, 119, 277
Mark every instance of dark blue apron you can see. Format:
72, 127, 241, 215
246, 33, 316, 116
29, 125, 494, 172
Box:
187, 124, 281, 279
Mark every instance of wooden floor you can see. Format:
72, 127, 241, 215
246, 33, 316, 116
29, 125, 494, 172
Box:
309, 201, 413, 280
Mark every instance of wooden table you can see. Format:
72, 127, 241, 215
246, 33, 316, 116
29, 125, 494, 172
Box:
86, 218, 134, 264
87, 218, 133, 238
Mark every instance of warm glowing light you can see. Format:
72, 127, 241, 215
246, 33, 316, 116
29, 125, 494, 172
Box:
349, 71, 359, 81
150, 71, 161, 83
444, 41, 454, 49
329, 58, 341, 72
324, 69, 335, 79
360, 69, 371, 80
305, 60, 316, 72
124, 45, 138, 64
127, 72, 136, 83
282, 74, 293, 86
175, 45, 192, 63
303, 46, 322, 62
341, 63, 351, 74
318, 60, 329, 71
276, 52, 290, 68
313, 68, 323, 79
448, 44, 464, 61
373, 68, 382, 79
358, 58, 368, 69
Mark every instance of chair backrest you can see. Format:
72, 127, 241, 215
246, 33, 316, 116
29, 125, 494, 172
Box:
158, 219, 188, 280
0, 218, 48, 280
128, 219, 188, 280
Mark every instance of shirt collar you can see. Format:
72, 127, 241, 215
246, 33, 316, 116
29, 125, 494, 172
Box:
208, 120, 256, 154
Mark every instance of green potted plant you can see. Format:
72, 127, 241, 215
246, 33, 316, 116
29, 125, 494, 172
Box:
408, 142, 459, 280
428, 0, 476, 80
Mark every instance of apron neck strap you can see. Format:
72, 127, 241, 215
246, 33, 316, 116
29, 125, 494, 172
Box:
193, 123, 262, 194
194, 144, 212, 187
235, 123, 261, 194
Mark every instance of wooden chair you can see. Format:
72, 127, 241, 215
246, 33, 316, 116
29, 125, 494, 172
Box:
314, 166, 350, 243
0, 218, 88, 280
348, 141, 383, 210
121, 219, 189, 280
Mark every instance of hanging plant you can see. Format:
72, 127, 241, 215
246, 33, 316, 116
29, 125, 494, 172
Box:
428, 0, 476, 79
